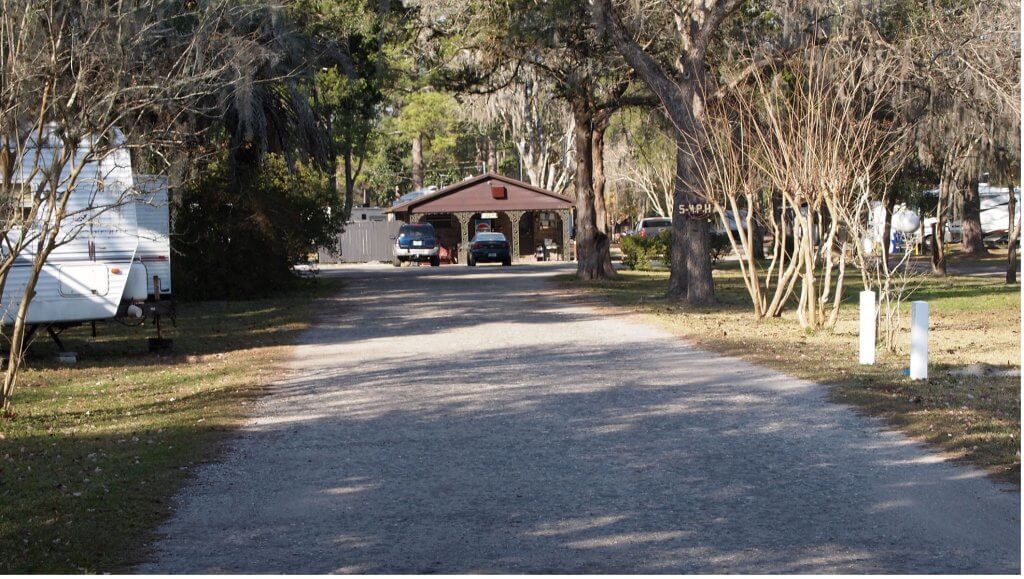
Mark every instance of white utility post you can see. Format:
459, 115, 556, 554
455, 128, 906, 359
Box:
859, 290, 876, 365
910, 301, 929, 380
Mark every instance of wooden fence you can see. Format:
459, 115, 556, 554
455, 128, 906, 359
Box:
319, 220, 402, 263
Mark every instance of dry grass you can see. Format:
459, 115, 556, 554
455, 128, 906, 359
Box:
0, 278, 340, 572
560, 255, 1020, 484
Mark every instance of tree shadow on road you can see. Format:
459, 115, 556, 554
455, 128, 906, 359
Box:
141, 319, 1021, 573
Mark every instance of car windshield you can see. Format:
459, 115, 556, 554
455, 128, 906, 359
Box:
399, 224, 434, 239
473, 233, 506, 242
643, 219, 671, 228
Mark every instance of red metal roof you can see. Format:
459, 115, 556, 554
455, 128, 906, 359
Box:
387, 173, 573, 214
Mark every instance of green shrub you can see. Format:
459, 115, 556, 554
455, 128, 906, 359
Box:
621, 228, 732, 270
709, 231, 731, 264
172, 154, 343, 300
621, 230, 671, 270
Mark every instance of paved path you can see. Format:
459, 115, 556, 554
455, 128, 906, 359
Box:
139, 263, 1020, 573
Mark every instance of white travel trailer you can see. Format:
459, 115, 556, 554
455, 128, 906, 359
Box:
976, 183, 1021, 239
2, 127, 139, 326
868, 183, 1022, 252
2, 128, 175, 352
917, 183, 1021, 244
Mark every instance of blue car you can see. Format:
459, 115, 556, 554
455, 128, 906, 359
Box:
468, 232, 511, 267
393, 223, 440, 267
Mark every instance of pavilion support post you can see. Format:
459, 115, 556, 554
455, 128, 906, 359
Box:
558, 209, 572, 261
505, 210, 525, 262
453, 211, 473, 264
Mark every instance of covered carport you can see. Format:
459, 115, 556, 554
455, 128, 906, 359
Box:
387, 173, 574, 264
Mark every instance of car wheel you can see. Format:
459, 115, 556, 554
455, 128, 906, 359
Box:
468, 257, 476, 267
430, 256, 440, 267
392, 257, 402, 267
502, 258, 511, 266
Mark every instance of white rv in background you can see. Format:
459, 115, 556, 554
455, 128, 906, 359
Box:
976, 183, 1021, 239
1, 127, 174, 350
869, 183, 1021, 252
917, 183, 1021, 244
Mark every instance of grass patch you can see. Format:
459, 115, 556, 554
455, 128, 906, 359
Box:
560, 259, 1020, 484
0, 277, 342, 573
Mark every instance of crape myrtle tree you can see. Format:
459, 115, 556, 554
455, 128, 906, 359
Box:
689, 40, 910, 329
0, 0, 255, 411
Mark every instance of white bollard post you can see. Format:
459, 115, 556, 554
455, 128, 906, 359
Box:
859, 290, 876, 365
910, 301, 929, 380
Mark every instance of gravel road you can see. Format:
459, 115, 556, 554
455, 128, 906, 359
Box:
138, 263, 1020, 573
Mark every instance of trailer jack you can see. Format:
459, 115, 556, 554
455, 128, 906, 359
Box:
46, 326, 66, 352
147, 314, 173, 353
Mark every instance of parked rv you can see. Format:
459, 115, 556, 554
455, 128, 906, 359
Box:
1, 128, 174, 350
919, 183, 1020, 246
2, 128, 138, 327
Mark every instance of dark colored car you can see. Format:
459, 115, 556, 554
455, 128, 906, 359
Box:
393, 223, 440, 267
468, 232, 511, 267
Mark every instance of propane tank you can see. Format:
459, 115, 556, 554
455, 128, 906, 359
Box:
125, 262, 148, 301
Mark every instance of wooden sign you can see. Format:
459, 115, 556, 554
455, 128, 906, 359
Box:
678, 202, 714, 217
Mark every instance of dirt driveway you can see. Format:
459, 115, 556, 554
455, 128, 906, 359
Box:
139, 263, 1020, 573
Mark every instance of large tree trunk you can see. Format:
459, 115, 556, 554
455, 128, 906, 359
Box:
669, 100, 715, 305
572, 104, 613, 280
591, 119, 617, 277
685, 215, 716, 305
1008, 183, 1019, 284
411, 134, 424, 189
961, 179, 988, 255
590, 0, 721, 304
